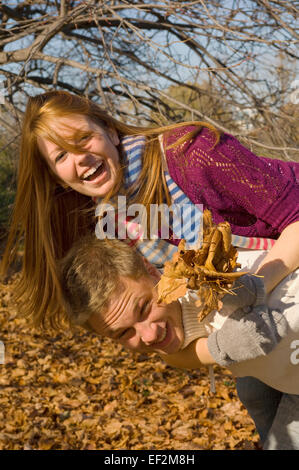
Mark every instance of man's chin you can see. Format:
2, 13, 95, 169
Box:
154, 341, 182, 356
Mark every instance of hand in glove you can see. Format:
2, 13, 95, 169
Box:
207, 304, 289, 366
220, 274, 266, 316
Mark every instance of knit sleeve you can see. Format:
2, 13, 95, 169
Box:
165, 126, 299, 234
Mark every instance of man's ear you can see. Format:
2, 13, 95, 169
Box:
142, 256, 161, 283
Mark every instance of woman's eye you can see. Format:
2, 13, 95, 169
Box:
55, 151, 67, 163
79, 135, 90, 143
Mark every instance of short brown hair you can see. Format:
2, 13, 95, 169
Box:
59, 235, 149, 328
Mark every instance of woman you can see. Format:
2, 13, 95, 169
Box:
1, 90, 299, 448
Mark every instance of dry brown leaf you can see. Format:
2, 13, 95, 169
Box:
158, 210, 248, 321
157, 276, 187, 304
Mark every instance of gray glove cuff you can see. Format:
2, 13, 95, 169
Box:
253, 276, 267, 306
207, 306, 289, 367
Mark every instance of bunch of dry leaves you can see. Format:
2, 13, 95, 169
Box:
158, 210, 247, 321
0, 273, 261, 450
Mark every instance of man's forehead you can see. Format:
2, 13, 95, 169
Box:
89, 276, 153, 332
89, 289, 140, 335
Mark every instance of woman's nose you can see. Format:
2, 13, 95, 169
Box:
74, 152, 91, 165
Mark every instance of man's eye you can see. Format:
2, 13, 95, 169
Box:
140, 301, 150, 317
119, 328, 132, 340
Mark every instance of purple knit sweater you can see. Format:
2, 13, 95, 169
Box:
164, 126, 299, 244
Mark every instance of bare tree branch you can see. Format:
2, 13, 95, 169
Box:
0, 0, 298, 160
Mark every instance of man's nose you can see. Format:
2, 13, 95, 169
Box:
136, 322, 159, 346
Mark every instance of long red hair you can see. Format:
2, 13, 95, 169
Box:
1, 90, 219, 330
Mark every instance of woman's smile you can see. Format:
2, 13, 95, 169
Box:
80, 160, 105, 181
80, 158, 110, 187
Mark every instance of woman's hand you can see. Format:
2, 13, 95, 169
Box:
220, 274, 266, 315
220, 221, 299, 314
256, 221, 299, 294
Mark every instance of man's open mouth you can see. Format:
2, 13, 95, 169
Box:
153, 324, 171, 349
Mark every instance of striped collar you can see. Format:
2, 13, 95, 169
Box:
94, 134, 275, 269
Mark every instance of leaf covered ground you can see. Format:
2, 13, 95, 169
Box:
0, 277, 261, 451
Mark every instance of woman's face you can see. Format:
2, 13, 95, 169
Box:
37, 115, 121, 198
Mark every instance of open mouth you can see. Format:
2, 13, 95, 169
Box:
157, 327, 167, 344
82, 161, 105, 182
153, 324, 171, 349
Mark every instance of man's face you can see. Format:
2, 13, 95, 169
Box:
88, 275, 184, 356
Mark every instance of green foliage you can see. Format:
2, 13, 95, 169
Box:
150, 81, 237, 130
0, 147, 16, 230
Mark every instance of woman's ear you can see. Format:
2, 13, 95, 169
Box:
107, 126, 120, 146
